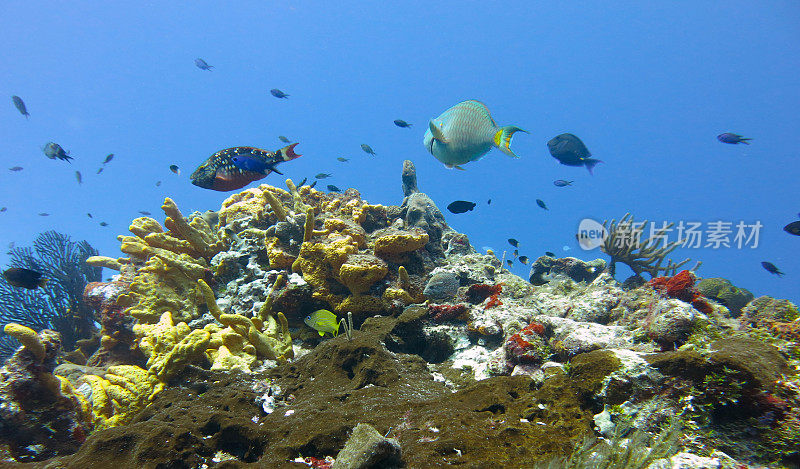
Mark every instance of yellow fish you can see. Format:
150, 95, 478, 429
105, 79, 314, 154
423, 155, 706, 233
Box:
304, 309, 340, 337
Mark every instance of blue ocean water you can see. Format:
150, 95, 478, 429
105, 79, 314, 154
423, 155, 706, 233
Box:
1, 2, 798, 302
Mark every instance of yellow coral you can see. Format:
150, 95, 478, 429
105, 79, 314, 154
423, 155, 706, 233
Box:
85, 255, 125, 271
81, 364, 157, 429
338, 254, 388, 295
133, 311, 210, 381
161, 197, 224, 260
374, 229, 429, 257
3, 323, 45, 361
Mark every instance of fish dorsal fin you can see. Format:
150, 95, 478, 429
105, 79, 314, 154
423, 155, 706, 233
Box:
429, 120, 448, 143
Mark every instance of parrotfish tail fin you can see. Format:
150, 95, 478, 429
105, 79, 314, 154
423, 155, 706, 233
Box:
429, 120, 448, 143
584, 158, 603, 175
280, 142, 302, 161
493, 126, 528, 158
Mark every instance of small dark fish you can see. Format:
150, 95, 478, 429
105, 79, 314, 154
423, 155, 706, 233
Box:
99, 222, 109, 227
43, 142, 73, 162
170, 164, 180, 175
3, 268, 47, 289
361, 144, 376, 156
327, 184, 342, 193
97, 167, 104, 174
298, 177, 308, 187
553, 179, 573, 187
784, 221, 800, 236
547, 133, 601, 175
506, 260, 513, 267
487, 199, 491, 205
194, 58, 213, 70
103, 153, 114, 164
309, 181, 318, 189
139, 211, 152, 215
513, 249, 519, 257
315, 173, 332, 179
193, 144, 302, 192
75, 171, 82, 184
536, 199, 548, 210
446, 200, 476, 214
38, 212, 50, 216
12, 96, 29, 118
717, 133, 751, 145
545, 251, 555, 257
87, 213, 93, 218
337, 157, 349, 162
518, 256, 529, 265
156, 181, 162, 186
9, 166, 23, 172
393, 119, 412, 128
761, 261, 784, 276
508, 238, 519, 248
270, 89, 289, 99
0, 207, 6, 213
279, 136, 291, 143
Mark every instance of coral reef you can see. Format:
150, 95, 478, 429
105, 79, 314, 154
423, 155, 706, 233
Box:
648, 270, 714, 315
0, 231, 100, 362
696, 277, 754, 317
601, 213, 698, 279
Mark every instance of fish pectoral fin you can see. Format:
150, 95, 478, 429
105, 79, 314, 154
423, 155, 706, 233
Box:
494, 126, 527, 158
454, 165, 466, 171
429, 120, 448, 143
270, 166, 284, 175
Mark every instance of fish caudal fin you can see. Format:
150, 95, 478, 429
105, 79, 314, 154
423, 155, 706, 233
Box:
584, 158, 603, 175
280, 142, 302, 161
493, 126, 527, 158
429, 120, 448, 143
740, 138, 752, 145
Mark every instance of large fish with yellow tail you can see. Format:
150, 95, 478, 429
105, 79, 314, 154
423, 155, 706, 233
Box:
424, 100, 526, 170
190, 143, 301, 191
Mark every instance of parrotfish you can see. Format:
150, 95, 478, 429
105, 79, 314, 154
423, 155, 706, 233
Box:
424, 100, 526, 170
194, 58, 213, 70
270, 89, 289, 99
11, 96, 29, 118
43, 142, 73, 162
547, 133, 601, 174
717, 133, 751, 145
394, 119, 412, 128
190, 143, 301, 192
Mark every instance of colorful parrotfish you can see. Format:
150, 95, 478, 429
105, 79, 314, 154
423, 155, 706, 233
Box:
190, 143, 301, 192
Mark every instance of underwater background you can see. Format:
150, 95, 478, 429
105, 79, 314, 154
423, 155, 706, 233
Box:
1, 2, 800, 468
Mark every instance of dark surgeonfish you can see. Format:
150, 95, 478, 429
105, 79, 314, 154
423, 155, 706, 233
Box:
11, 96, 29, 118
191, 143, 301, 192
43, 142, 73, 162
784, 220, 800, 236
394, 119, 412, 128
447, 200, 476, 214
270, 89, 289, 99
194, 58, 213, 70
547, 133, 602, 174
3, 267, 48, 289
424, 100, 526, 170
761, 261, 784, 276
717, 133, 751, 145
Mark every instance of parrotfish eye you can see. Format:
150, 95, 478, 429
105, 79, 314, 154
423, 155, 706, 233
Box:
304, 315, 310, 321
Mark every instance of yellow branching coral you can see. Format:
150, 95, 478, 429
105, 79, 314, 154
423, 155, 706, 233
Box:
4, 323, 45, 362
262, 189, 288, 222
161, 197, 225, 260
85, 255, 126, 271
197, 279, 294, 360
133, 311, 210, 381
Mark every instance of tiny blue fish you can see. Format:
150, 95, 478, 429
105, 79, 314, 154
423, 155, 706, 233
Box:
536, 199, 548, 210
425, 100, 526, 170
717, 133, 751, 145
11, 96, 29, 118
270, 89, 289, 99
194, 58, 213, 70
553, 180, 573, 187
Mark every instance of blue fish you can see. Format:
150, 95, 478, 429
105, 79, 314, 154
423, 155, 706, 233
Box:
717, 133, 751, 145
194, 58, 213, 70
270, 89, 289, 99
547, 133, 602, 175
553, 179, 573, 187
424, 100, 526, 170
12, 96, 29, 118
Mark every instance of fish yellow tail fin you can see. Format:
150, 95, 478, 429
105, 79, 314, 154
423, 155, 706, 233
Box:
493, 126, 527, 158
